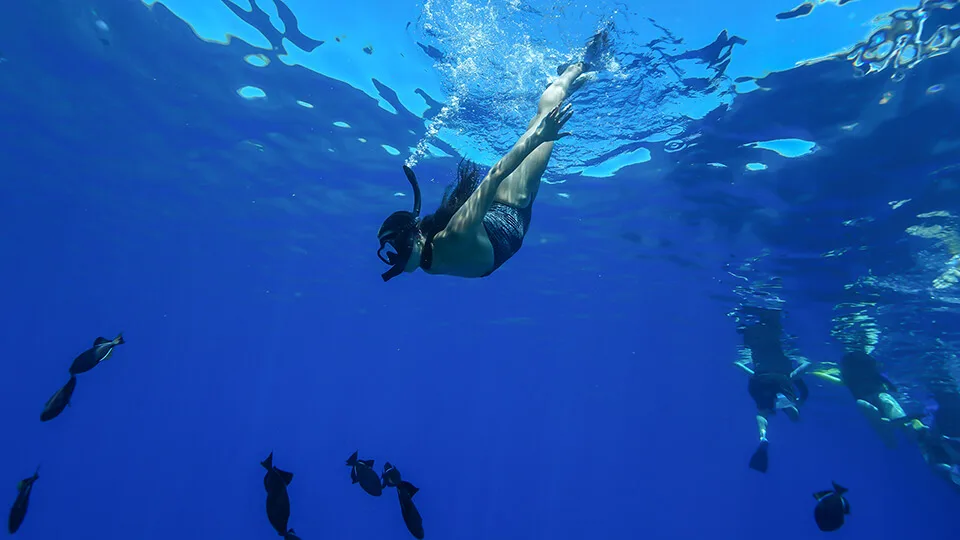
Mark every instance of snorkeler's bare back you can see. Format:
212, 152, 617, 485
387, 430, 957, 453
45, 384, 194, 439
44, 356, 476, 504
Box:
425, 227, 495, 277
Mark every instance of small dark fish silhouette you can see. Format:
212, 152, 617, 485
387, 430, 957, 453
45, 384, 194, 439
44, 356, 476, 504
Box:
813, 482, 850, 532
69, 333, 124, 375
346, 451, 382, 496
382, 463, 424, 539
8, 467, 39, 534
261, 452, 298, 539
40, 376, 77, 422
397, 480, 424, 539
381, 461, 402, 489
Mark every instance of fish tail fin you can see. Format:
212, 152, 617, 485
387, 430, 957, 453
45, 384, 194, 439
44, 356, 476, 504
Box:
346, 450, 358, 466
114, 332, 125, 345
400, 480, 419, 497
832, 481, 848, 495
276, 468, 294, 485
261, 452, 274, 470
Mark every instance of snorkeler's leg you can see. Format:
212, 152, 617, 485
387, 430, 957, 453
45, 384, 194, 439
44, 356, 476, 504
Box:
950, 468, 960, 490
877, 392, 907, 422
789, 359, 812, 379
756, 413, 769, 442
856, 398, 881, 419
776, 393, 801, 422
493, 63, 584, 208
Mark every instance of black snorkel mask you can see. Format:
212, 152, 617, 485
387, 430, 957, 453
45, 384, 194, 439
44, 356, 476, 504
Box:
377, 165, 422, 282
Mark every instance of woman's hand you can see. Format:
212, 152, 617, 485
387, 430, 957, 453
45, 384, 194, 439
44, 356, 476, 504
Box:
534, 103, 574, 143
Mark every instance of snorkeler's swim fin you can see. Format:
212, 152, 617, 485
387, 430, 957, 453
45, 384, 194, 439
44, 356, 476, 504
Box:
749, 440, 769, 473
809, 366, 844, 385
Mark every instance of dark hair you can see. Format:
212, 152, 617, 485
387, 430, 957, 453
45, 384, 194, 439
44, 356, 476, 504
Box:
420, 159, 482, 240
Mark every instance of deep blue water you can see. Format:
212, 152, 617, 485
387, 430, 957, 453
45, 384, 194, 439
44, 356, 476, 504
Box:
2, 0, 960, 539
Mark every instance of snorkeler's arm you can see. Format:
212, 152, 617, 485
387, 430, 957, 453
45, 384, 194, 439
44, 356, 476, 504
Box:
789, 358, 812, 380
442, 104, 573, 235
734, 361, 755, 376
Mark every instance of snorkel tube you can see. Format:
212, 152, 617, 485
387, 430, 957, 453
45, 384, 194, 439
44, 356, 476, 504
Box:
404, 165, 422, 217
377, 165, 422, 282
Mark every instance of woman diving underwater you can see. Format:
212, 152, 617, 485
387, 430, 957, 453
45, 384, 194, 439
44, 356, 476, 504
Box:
376, 32, 608, 282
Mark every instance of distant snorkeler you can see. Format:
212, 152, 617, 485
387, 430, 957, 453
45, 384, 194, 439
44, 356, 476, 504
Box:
733, 306, 811, 473
915, 387, 960, 491
811, 350, 916, 449
376, 30, 610, 282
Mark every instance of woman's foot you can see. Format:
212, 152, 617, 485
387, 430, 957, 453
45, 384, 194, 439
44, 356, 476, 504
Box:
556, 28, 610, 76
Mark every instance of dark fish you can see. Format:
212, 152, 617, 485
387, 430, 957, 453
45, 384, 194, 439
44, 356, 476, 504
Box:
813, 482, 850, 532
381, 463, 424, 539
261, 452, 298, 539
397, 480, 424, 539
40, 376, 77, 422
69, 333, 124, 375
381, 462, 401, 489
346, 451, 382, 496
8, 467, 39, 534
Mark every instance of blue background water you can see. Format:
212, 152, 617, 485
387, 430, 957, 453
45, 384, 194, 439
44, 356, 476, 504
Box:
1, 0, 959, 538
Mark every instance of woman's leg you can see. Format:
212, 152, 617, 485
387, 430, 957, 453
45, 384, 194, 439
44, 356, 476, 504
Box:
756, 412, 770, 441
749, 411, 772, 472
494, 63, 585, 208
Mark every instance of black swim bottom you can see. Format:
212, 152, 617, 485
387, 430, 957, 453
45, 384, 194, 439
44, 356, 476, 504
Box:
481, 201, 532, 276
